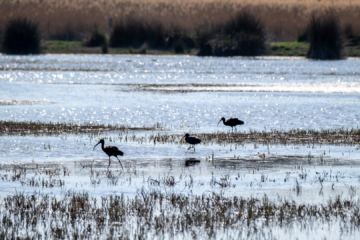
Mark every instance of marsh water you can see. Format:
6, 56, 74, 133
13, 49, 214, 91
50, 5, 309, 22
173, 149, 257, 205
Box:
1, 55, 360, 239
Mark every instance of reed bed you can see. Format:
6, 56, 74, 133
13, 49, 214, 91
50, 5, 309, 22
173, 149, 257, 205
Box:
1, 0, 360, 41
2, 120, 359, 146
0, 190, 360, 239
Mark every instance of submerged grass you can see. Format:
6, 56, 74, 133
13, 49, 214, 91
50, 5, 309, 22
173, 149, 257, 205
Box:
147, 128, 360, 146
0, 120, 162, 136
0, 190, 360, 239
202, 128, 360, 145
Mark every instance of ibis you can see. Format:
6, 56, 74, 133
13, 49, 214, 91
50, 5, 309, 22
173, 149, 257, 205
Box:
218, 117, 244, 131
93, 139, 124, 168
181, 133, 201, 151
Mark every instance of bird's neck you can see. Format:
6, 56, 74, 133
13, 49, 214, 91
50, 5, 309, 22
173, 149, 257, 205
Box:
101, 142, 105, 150
222, 118, 226, 124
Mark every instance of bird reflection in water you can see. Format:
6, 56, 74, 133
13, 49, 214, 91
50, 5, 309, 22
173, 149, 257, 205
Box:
185, 158, 201, 167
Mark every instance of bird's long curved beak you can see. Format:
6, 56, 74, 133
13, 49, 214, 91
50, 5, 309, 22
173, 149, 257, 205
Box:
93, 142, 100, 150
217, 119, 222, 126
180, 135, 185, 142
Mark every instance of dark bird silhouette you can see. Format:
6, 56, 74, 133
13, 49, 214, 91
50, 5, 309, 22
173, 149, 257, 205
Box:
93, 139, 124, 168
181, 133, 201, 151
218, 117, 244, 131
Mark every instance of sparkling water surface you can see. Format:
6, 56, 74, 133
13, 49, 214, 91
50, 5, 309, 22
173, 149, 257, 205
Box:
1, 55, 359, 132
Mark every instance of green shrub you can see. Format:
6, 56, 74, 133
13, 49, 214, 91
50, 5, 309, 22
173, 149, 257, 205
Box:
2, 18, 41, 55
307, 13, 343, 60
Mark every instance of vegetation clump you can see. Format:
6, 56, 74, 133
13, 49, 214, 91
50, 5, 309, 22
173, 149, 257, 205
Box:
307, 13, 343, 60
109, 19, 165, 49
197, 10, 266, 56
2, 18, 41, 55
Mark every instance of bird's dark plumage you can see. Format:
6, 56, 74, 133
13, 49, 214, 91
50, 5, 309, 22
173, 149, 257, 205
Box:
181, 133, 201, 151
218, 117, 244, 131
93, 139, 124, 168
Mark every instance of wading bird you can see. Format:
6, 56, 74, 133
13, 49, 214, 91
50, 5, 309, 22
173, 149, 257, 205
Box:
93, 139, 124, 168
218, 117, 244, 131
181, 133, 201, 151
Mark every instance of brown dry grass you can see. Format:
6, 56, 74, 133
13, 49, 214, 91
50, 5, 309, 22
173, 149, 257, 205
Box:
0, 0, 359, 41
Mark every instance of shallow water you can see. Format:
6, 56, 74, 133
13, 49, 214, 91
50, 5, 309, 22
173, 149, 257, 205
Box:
1, 55, 360, 239
0, 55, 359, 132
1, 133, 360, 205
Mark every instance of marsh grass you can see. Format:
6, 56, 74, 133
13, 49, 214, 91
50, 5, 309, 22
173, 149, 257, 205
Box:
200, 128, 360, 146
0, 167, 65, 188
0, 120, 161, 136
2, 120, 359, 147
149, 175, 176, 187
1, 190, 360, 239
0, 100, 49, 105
144, 128, 360, 146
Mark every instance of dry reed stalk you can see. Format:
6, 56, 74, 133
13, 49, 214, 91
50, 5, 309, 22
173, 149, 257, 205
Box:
0, 0, 359, 41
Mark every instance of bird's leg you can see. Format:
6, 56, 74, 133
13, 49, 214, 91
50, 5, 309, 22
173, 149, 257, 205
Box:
108, 157, 111, 168
188, 145, 192, 150
116, 156, 124, 169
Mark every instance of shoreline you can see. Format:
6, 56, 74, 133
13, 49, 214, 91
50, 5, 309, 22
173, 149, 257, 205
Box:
37, 40, 360, 57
